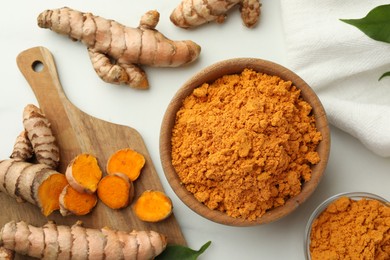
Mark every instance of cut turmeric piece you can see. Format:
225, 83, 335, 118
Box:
66, 154, 102, 194
97, 173, 134, 210
35, 170, 68, 216
133, 190, 173, 222
106, 148, 145, 181
59, 184, 98, 216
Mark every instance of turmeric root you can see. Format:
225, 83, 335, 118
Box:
10, 130, 33, 161
0, 247, 14, 260
23, 104, 60, 169
106, 148, 145, 181
37, 7, 201, 89
97, 173, 134, 210
170, 0, 261, 28
133, 190, 173, 222
0, 159, 68, 216
59, 184, 98, 216
65, 154, 102, 194
0, 221, 167, 260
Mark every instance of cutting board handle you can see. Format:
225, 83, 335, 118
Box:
16, 46, 82, 172
16, 46, 70, 110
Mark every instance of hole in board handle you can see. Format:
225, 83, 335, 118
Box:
32, 60, 44, 72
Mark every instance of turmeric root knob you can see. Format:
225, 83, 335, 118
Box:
22, 104, 60, 169
10, 130, 33, 161
170, 0, 261, 28
59, 184, 98, 216
66, 154, 102, 194
133, 190, 173, 222
97, 173, 134, 209
106, 148, 145, 181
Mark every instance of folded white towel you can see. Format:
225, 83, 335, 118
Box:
280, 0, 390, 156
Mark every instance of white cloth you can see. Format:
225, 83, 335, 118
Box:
280, 0, 390, 157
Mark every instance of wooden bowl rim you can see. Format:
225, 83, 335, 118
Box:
159, 58, 330, 226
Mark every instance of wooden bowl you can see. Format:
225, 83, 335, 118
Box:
160, 58, 330, 226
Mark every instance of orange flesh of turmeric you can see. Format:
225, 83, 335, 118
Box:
133, 190, 173, 222
38, 174, 68, 216
72, 154, 102, 192
107, 149, 145, 181
97, 174, 133, 209
63, 185, 97, 215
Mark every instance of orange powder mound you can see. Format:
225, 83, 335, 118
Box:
171, 69, 322, 220
310, 197, 390, 260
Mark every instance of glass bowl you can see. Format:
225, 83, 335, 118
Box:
304, 191, 390, 259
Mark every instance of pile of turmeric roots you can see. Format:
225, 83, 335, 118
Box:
0, 104, 173, 259
37, 0, 261, 89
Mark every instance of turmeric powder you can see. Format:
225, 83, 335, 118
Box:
309, 197, 390, 260
171, 69, 322, 220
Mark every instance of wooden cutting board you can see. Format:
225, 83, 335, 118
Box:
0, 46, 186, 258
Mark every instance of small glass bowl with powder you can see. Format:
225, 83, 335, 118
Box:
305, 192, 390, 260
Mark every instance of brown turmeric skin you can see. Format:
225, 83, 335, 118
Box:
171, 69, 322, 220
309, 197, 390, 260
37, 7, 201, 89
170, 0, 261, 28
0, 221, 168, 260
22, 104, 60, 169
10, 131, 33, 161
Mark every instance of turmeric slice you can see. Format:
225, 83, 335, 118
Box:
106, 148, 145, 181
59, 184, 98, 216
66, 154, 102, 194
97, 173, 134, 210
36, 171, 69, 216
133, 190, 173, 222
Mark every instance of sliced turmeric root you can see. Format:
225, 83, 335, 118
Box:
106, 148, 145, 181
0, 159, 67, 216
59, 184, 98, 216
66, 154, 102, 194
133, 190, 173, 222
97, 173, 134, 210
36, 171, 69, 216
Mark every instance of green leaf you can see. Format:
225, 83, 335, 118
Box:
156, 241, 211, 260
379, 71, 390, 81
340, 4, 390, 43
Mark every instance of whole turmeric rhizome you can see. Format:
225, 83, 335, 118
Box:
171, 69, 322, 221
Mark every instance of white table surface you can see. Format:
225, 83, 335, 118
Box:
1, 1, 390, 259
